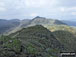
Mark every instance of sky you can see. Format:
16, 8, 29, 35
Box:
0, 0, 76, 20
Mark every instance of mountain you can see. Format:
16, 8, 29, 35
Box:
46, 25, 76, 51
53, 30, 76, 52
26, 16, 67, 26
47, 25, 76, 32
18, 16, 66, 28
20, 19, 31, 27
7, 16, 66, 34
45, 25, 76, 51
0, 25, 76, 57
62, 20, 76, 26
0, 17, 76, 57
8, 25, 66, 57
5, 19, 31, 35
0, 19, 20, 34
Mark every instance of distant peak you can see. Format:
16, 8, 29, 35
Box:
35, 16, 41, 18
33, 16, 46, 19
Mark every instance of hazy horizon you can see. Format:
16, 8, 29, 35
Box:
0, 0, 76, 20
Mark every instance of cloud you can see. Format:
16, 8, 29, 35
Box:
25, 0, 57, 8
25, 0, 46, 7
60, 7, 76, 12
30, 13, 38, 17
0, 2, 5, 6
0, 7, 6, 11
0, 2, 6, 11
0, 0, 76, 20
69, 7, 76, 10
60, 7, 65, 12
59, 7, 76, 16
72, 12, 76, 15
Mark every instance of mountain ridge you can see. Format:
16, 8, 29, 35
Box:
62, 20, 76, 26
8, 25, 66, 57
0, 25, 76, 57
0, 16, 67, 34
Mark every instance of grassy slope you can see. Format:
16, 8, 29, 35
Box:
46, 25, 76, 36
46, 25, 76, 52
